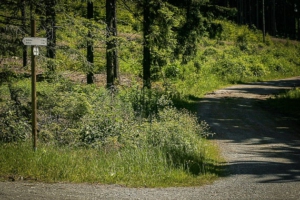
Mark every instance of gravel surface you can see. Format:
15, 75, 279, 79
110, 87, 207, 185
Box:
1, 76, 300, 200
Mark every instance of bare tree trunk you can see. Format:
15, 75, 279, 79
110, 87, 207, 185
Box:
284, 1, 286, 37
241, 0, 244, 24
22, 0, 27, 67
256, 0, 259, 28
262, 0, 266, 43
143, 0, 151, 89
112, 0, 119, 84
271, 0, 277, 35
45, 0, 56, 71
87, 1, 94, 84
249, 0, 252, 26
297, 17, 300, 40
106, 0, 116, 88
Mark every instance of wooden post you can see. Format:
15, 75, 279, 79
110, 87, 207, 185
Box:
31, 19, 37, 151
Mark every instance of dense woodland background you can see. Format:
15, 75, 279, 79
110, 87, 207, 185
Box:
1, 0, 299, 87
212, 0, 300, 39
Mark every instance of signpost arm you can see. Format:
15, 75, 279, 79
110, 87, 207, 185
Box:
31, 19, 37, 151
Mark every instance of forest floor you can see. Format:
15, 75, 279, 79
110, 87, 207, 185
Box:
1, 76, 300, 200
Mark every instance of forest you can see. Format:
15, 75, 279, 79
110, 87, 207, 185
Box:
1, 0, 299, 87
0, 0, 300, 187
212, 0, 300, 39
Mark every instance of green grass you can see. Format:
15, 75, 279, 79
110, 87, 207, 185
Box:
265, 88, 300, 119
0, 77, 225, 188
0, 142, 224, 187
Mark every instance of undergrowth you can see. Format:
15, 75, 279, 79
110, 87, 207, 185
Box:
0, 78, 224, 187
0, 141, 222, 187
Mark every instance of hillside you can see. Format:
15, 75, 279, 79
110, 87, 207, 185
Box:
1, 0, 300, 187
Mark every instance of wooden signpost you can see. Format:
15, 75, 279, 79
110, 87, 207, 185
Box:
22, 19, 47, 151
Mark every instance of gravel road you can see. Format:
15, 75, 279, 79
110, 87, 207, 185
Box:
1, 77, 300, 200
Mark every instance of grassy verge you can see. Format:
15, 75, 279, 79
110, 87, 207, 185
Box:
264, 88, 300, 119
0, 141, 224, 187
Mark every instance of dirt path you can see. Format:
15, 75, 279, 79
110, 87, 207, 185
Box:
1, 77, 300, 200
196, 76, 300, 199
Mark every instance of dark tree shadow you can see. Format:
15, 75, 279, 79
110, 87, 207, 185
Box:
197, 77, 300, 183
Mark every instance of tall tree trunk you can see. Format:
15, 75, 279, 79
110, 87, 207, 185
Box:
256, 0, 259, 29
293, 4, 297, 39
112, 0, 119, 83
295, 16, 300, 40
298, 18, 300, 40
87, 1, 94, 84
262, 0, 266, 43
271, 0, 277, 35
22, 0, 27, 67
45, 0, 56, 71
142, 0, 151, 89
296, 4, 300, 40
284, 1, 286, 37
240, 0, 244, 24
249, 0, 252, 26
106, 0, 119, 88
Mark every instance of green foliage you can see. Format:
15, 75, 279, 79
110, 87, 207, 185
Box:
0, 26, 22, 57
145, 107, 213, 174
0, 79, 222, 186
78, 89, 138, 148
0, 101, 30, 143
55, 14, 106, 73
265, 88, 300, 119
0, 78, 213, 152
164, 64, 180, 78
79, 86, 174, 149
0, 141, 221, 187
0, 81, 31, 143
127, 87, 173, 117
202, 47, 219, 57
211, 53, 272, 83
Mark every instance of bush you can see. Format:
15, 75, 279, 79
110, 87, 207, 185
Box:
0, 82, 30, 143
164, 64, 180, 78
145, 107, 213, 174
78, 93, 139, 148
1, 78, 214, 175
0, 101, 30, 142
213, 58, 252, 82
250, 63, 269, 77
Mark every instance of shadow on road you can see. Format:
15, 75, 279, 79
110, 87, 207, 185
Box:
197, 77, 300, 184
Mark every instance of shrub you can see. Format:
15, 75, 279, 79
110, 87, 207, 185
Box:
164, 64, 180, 78
145, 107, 212, 174
0, 101, 30, 142
0, 82, 31, 143
250, 63, 269, 77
